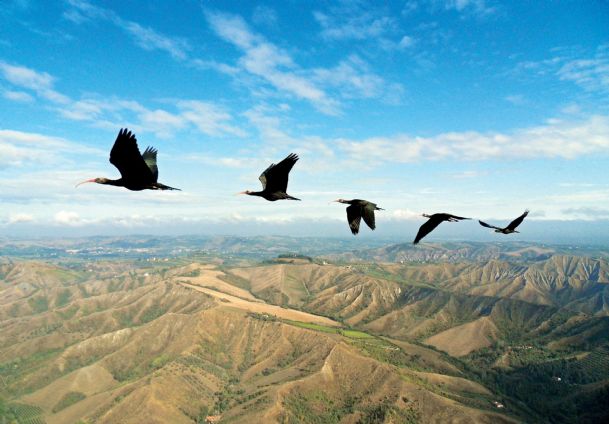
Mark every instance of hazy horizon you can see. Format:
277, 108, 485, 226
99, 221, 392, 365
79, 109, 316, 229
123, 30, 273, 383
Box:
2, 218, 609, 246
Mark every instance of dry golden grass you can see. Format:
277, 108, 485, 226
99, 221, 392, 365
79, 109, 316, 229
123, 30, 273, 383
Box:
179, 282, 340, 326
424, 317, 499, 357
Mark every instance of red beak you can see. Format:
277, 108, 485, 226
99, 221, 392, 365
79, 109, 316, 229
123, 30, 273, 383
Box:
75, 179, 96, 188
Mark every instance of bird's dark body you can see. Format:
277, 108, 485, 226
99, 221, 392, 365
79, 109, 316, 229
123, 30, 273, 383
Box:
413, 213, 470, 244
251, 192, 300, 201
243, 153, 300, 201
335, 199, 383, 235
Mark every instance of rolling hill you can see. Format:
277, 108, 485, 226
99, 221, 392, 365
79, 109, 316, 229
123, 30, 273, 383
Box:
1, 241, 608, 423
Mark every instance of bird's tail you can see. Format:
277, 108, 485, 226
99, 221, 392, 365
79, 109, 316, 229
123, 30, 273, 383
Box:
155, 183, 181, 191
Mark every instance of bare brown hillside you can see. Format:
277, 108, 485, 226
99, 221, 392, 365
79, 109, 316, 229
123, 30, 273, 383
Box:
0, 260, 520, 423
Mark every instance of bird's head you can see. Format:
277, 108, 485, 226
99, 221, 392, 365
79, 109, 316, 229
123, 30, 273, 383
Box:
237, 190, 253, 196
422, 213, 432, 218
76, 177, 108, 187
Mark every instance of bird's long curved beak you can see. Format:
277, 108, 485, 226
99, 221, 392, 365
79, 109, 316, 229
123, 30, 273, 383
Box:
75, 179, 96, 188
236, 191, 247, 195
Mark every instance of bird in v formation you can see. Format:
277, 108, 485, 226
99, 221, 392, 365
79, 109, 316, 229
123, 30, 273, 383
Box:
77, 128, 529, 241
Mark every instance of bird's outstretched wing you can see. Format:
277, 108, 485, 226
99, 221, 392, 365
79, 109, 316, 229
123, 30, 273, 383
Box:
258, 153, 299, 193
346, 204, 362, 235
506, 210, 529, 231
445, 214, 470, 220
361, 203, 377, 230
142, 147, 158, 182
479, 220, 502, 230
413, 217, 442, 244
109, 129, 154, 184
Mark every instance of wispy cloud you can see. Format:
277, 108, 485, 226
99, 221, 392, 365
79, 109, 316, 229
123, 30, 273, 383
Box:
557, 45, 609, 93
206, 11, 403, 112
337, 114, 609, 163
440, 0, 497, 16
512, 45, 609, 96
505, 94, 526, 105
0, 61, 245, 138
252, 5, 278, 27
0, 129, 102, 168
313, 7, 396, 41
562, 207, 609, 220
206, 11, 339, 114
0, 62, 70, 104
2, 89, 34, 102
65, 0, 190, 60
123, 21, 190, 60
7, 213, 35, 224
54, 210, 82, 225
313, 55, 396, 100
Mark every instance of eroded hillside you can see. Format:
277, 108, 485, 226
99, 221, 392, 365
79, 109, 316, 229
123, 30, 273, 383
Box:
0, 260, 517, 424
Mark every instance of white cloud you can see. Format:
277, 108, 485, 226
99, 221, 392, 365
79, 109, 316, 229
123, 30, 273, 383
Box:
505, 94, 526, 105
177, 100, 247, 137
313, 55, 388, 99
440, 0, 497, 16
206, 11, 339, 115
137, 108, 185, 138
513, 45, 609, 95
7, 213, 35, 224
3, 90, 34, 102
313, 9, 396, 41
0, 129, 101, 168
54, 210, 82, 225
0, 62, 70, 104
337, 115, 609, 163
252, 5, 278, 27
123, 21, 190, 60
562, 207, 609, 220
390, 209, 422, 221
557, 45, 609, 93
0, 60, 245, 139
398, 35, 416, 49
206, 11, 402, 112
66, 0, 190, 61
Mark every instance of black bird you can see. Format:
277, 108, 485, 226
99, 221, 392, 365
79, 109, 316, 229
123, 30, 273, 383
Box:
479, 210, 529, 234
413, 213, 470, 244
239, 153, 300, 201
333, 199, 383, 235
77, 128, 179, 191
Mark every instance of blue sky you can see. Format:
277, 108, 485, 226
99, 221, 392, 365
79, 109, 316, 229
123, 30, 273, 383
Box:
0, 0, 608, 240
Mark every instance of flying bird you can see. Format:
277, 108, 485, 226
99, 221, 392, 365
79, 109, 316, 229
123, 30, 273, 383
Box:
76, 128, 179, 191
239, 153, 300, 201
333, 199, 383, 235
413, 213, 470, 244
479, 210, 529, 234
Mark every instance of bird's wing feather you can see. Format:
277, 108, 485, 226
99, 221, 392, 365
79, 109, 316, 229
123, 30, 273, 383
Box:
258, 153, 298, 193
414, 217, 443, 244
258, 169, 269, 190
479, 220, 502, 230
361, 203, 376, 230
142, 147, 158, 182
507, 210, 529, 231
446, 214, 470, 220
109, 129, 154, 184
346, 204, 362, 235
